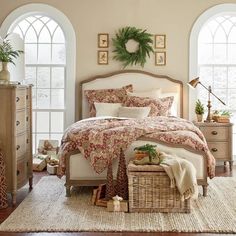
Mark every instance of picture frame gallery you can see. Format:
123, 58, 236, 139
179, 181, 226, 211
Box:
98, 50, 108, 65
98, 33, 109, 48
155, 52, 166, 66
155, 34, 166, 49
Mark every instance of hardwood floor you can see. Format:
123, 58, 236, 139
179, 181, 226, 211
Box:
0, 164, 235, 236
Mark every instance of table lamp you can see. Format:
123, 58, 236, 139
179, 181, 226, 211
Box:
188, 77, 226, 122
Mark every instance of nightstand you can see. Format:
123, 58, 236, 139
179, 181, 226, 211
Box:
194, 122, 233, 171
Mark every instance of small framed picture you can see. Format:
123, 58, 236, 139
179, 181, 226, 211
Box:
155, 34, 166, 49
98, 50, 108, 65
155, 52, 166, 66
98, 33, 109, 48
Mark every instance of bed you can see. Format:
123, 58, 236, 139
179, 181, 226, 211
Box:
62, 70, 211, 197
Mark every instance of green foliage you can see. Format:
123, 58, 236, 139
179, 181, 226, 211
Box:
134, 144, 157, 162
0, 34, 23, 65
213, 110, 220, 115
213, 110, 231, 117
112, 26, 154, 68
195, 99, 205, 115
220, 110, 232, 117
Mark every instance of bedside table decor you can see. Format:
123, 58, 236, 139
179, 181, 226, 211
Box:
0, 149, 8, 209
188, 77, 226, 122
194, 122, 233, 171
212, 111, 231, 123
195, 99, 205, 122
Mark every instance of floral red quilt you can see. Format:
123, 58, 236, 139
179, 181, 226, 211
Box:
58, 117, 215, 178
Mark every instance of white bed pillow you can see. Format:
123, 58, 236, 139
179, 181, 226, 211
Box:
94, 102, 122, 117
159, 93, 179, 116
127, 89, 161, 99
118, 106, 151, 118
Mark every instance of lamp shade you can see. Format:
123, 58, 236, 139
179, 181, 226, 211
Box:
188, 77, 200, 88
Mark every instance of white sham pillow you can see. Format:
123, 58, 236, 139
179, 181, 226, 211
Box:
94, 102, 122, 117
127, 89, 161, 99
118, 106, 151, 119
159, 92, 179, 116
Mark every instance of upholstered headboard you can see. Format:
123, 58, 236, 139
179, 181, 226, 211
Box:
79, 70, 183, 119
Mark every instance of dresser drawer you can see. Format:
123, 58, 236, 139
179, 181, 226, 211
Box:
16, 89, 26, 110
16, 134, 26, 158
16, 110, 26, 134
199, 126, 228, 141
208, 142, 229, 160
17, 157, 28, 187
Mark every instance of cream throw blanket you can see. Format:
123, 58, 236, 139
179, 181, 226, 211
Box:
160, 153, 198, 200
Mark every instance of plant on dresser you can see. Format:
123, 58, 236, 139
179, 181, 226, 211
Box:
194, 122, 233, 171
0, 84, 33, 205
0, 34, 24, 81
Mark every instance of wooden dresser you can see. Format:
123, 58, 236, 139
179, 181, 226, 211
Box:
0, 84, 33, 205
194, 122, 233, 171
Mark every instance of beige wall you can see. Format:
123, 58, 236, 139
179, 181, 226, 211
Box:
0, 0, 235, 119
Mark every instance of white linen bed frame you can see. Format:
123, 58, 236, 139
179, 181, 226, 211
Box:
64, 70, 208, 197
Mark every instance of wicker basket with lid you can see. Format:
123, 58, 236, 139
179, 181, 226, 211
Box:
128, 161, 190, 213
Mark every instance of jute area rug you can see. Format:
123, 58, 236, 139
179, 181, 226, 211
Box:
0, 176, 236, 233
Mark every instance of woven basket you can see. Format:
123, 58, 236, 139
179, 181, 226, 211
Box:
128, 162, 190, 213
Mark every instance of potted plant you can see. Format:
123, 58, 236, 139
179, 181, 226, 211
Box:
212, 110, 231, 122
195, 99, 204, 122
218, 110, 232, 123
0, 34, 23, 81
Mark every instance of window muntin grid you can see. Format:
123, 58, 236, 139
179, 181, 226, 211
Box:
198, 15, 236, 154
12, 15, 65, 153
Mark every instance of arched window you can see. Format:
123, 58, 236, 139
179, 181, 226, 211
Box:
13, 15, 66, 153
0, 4, 76, 153
198, 15, 236, 112
190, 4, 236, 156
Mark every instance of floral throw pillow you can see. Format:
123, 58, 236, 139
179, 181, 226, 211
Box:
123, 95, 174, 117
84, 84, 133, 117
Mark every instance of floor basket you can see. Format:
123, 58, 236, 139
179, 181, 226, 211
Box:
128, 162, 190, 213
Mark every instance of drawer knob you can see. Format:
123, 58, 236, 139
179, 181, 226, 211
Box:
17, 170, 20, 176
16, 145, 20, 150
26, 138, 29, 144
211, 131, 218, 135
26, 95, 29, 100
26, 116, 29, 122
16, 120, 20, 126
16, 97, 20, 102
211, 148, 218, 152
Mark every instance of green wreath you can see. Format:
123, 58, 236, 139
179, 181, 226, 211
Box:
112, 26, 154, 68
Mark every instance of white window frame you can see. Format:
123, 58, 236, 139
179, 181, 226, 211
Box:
189, 3, 236, 121
0, 3, 76, 128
